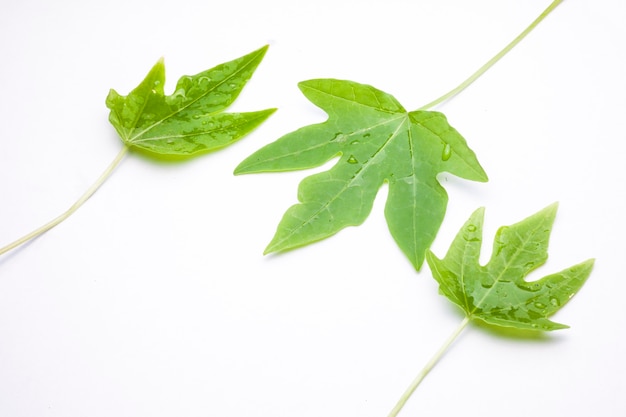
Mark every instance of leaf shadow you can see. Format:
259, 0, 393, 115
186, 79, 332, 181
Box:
442, 303, 556, 342
471, 319, 552, 342
129, 146, 221, 165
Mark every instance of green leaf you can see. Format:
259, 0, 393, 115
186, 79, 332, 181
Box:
235, 79, 487, 269
106, 45, 276, 157
426, 203, 594, 331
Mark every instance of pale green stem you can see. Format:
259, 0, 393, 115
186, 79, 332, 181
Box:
419, 0, 564, 110
0, 145, 129, 257
386, 316, 470, 417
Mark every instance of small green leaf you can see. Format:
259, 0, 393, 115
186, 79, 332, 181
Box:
426, 203, 594, 331
235, 79, 487, 269
106, 45, 276, 157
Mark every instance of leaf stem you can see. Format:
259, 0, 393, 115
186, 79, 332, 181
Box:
419, 0, 563, 110
0, 145, 129, 257
386, 316, 470, 417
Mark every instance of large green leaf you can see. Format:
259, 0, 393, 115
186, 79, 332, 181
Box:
426, 203, 594, 331
106, 45, 275, 157
235, 79, 487, 269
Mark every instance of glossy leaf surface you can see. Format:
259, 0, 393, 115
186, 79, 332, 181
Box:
426, 203, 594, 330
106, 45, 275, 157
235, 79, 487, 269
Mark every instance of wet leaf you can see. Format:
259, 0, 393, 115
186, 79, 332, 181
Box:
106, 45, 275, 157
235, 79, 487, 269
426, 203, 594, 331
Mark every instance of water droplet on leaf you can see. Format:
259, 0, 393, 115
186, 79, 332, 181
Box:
442, 143, 452, 161
467, 224, 477, 232
331, 132, 345, 142
347, 155, 358, 164
550, 298, 560, 307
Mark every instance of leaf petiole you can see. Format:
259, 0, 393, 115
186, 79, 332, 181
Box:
386, 317, 470, 417
419, 0, 563, 110
0, 145, 129, 256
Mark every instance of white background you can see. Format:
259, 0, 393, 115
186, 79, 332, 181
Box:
1, 0, 624, 416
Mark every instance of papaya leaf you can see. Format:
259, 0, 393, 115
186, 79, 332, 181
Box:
1, 46, 274, 257
235, 79, 487, 269
106, 45, 276, 157
426, 203, 594, 331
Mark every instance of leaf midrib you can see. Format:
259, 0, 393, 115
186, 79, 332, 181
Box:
131, 111, 269, 144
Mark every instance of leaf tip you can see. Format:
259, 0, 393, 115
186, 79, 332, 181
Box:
250, 44, 270, 61
233, 160, 252, 176
469, 206, 487, 227
412, 258, 425, 271
547, 200, 559, 210
152, 57, 166, 73
474, 206, 487, 216
540, 201, 560, 225
576, 258, 596, 281
547, 322, 570, 331
263, 243, 277, 256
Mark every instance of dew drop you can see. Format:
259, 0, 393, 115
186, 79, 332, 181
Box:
441, 143, 452, 161
550, 297, 560, 307
467, 224, 477, 232
534, 302, 546, 309
331, 132, 345, 142
350, 140, 360, 145
347, 155, 358, 164
193, 114, 202, 120
171, 89, 186, 100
